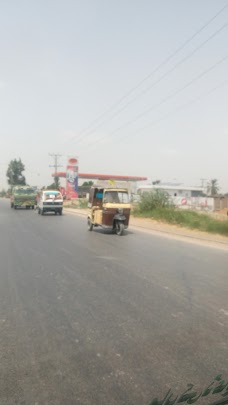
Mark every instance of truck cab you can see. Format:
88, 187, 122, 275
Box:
11, 186, 37, 210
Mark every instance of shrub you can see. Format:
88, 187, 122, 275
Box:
138, 190, 171, 211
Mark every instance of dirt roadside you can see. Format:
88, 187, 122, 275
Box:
64, 207, 228, 251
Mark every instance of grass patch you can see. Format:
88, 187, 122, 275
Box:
133, 207, 228, 236
64, 205, 78, 209
64, 199, 88, 209
78, 200, 89, 209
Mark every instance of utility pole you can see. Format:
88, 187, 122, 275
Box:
49, 154, 63, 189
200, 178, 207, 195
200, 178, 206, 188
200, 178, 207, 190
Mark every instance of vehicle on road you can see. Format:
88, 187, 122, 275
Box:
87, 186, 131, 235
11, 185, 37, 210
37, 190, 63, 216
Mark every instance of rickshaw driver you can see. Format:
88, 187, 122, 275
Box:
105, 191, 120, 203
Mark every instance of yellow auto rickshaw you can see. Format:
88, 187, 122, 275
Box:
87, 186, 131, 235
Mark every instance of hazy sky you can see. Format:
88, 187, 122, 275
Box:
0, 0, 228, 191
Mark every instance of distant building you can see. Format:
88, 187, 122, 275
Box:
137, 184, 204, 198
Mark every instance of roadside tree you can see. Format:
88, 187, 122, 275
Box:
6, 159, 26, 187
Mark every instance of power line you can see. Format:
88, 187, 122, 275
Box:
74, 21, 228, 146
84, 53, 228, 148
86, 77, 228, 150
117, 79, 228, 144
65, 2, 228, 145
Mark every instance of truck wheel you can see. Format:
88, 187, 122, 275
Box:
59, 209, 62, 216
11, 202, 14, 208
14, 205, 17, 210
41, 209, 44, 215
32, 206, 34, 210
116, 222, 124, 236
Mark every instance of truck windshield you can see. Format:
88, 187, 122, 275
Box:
44, 192, 62, 200
104, 191, 129, 203
15, 188, 35, 195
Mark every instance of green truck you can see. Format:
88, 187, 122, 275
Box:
11, 186, 37, 210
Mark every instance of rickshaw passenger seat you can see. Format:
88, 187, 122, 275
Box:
93, 199, 102, 208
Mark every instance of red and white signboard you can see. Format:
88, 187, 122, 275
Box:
66, 158, 78, 199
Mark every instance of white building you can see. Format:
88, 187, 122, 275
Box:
137, 184, 204, 198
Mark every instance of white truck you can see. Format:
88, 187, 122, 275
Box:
37, 190, 63, 216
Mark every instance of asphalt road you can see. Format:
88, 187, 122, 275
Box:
0, 199, 227, 405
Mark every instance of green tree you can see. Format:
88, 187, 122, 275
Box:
46, 182, 57, 190
82, 181, 94, 186
207, 179, 219, 196
54, 176, 60, 189
6, 159, 26, 187
43, 177, 61, 190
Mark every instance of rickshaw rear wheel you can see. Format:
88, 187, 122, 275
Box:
88, 217, 93, 231
116, 222, 124, 236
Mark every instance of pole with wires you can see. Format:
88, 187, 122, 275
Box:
49, 154, 63, 189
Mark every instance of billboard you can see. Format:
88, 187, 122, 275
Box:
66, 157, 78, 199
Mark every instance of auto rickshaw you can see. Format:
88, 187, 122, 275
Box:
87, 186, 131, 235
